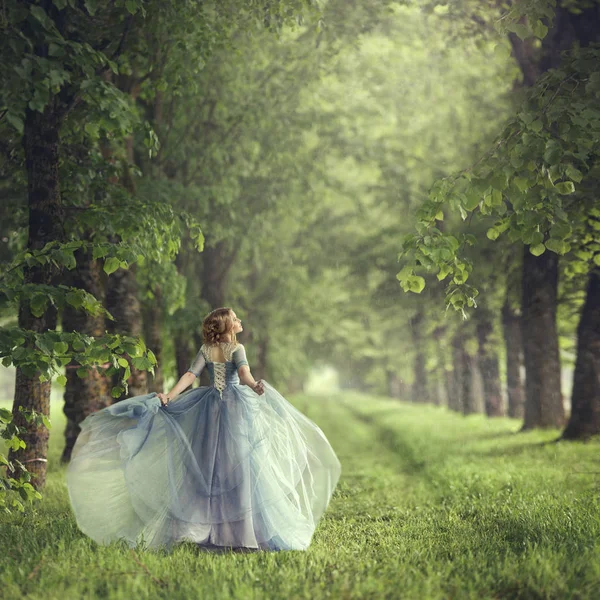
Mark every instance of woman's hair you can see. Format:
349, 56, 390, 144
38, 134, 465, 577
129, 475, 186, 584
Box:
202, 307, 238, 345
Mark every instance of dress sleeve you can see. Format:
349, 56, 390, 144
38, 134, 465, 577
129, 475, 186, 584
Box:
232, 344, 249, 370
187, 349, 206, 378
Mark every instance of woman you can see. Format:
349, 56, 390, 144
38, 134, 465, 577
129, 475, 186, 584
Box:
66, 307, 342, 552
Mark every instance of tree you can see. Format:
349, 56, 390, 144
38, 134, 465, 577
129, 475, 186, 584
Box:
398, 2, 600, 433
0, 0, 316, 491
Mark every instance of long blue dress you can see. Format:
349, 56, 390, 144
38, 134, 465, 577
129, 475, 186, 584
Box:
66, 341, 342, 552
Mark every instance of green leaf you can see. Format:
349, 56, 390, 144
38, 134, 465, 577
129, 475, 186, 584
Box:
53, 342, 69, 354
30, 294, 49, 318
437, 264, 451, 281
396, 266, 413, 283
506, 22, 530, 41
111, 385, 125, 399
76, 367, 88, 378
30, 5, 53, 30
555, 181, 575, 195
531, 20, 548, 39
529, 119, 543, 133
513, 177, 530, 192
463, 190, 481, 211
490, 189, 503, 206
565, 165, 583, 183
42, 415, 52, 429
6, 113, 24, 134
84, 0, 97, 16
56, 374, 67, 386
103, 257, 121, 275
65, 291, 84, 309
117, 357, 129, 368
147, 349, 157, 365
92, 244, 110, 260
48, 43, 66, 57
545, 238, 570, 255
486, 228, 500, 241
550, 223, 572, 239
530, 243, 546, 256
408, 276, 425, 294
530, 232, 544, 247
593, 254, 600, 267
544, 140, 563, 164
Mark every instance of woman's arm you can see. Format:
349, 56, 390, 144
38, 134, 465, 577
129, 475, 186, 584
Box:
165, 372, 196, 401
159, 349, 206, 406
238, 365, 264, 395
233, 344, 264, 395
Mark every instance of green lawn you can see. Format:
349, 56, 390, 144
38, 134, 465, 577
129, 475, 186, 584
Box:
1, 393, 599, 599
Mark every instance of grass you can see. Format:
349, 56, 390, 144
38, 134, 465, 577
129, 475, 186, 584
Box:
1, 392, 600, 599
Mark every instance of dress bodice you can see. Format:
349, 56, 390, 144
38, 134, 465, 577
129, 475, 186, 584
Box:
206, 361, 241, 392
187, 342, 249, 396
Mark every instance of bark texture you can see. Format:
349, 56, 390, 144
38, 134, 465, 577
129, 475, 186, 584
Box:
410, 311, 429, 403
9, 105, 65, 489
562, 268, 600, 439
476, 315, 504, 417
502, 299, 525, 419
61, 245, 111, 463
521, 248, 564, 429
449, 336, 465, 413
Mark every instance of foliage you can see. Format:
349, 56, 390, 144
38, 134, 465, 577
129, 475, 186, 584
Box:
399, 44, 600, 316
0, 406, 47, 514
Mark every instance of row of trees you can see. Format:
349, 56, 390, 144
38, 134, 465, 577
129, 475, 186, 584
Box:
399, 0, 600, 440
1, 0, 598, 510
0, 0, 324, 502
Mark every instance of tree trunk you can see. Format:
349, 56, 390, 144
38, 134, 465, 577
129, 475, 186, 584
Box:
502, 299, 525, 419
61, 243, 111, 463
476, 314, 504, 417
100, 75, 148, 401
521, 248, 564, 429
432, 327, 449, 407
175, 332, 195, 380
387, 370, 404, 399
8, 105, 65, 489
508, 0, 600, 432
105, 262, 148, 400
143, 285, 164, 393
449, 336, 464, 413
561, 267, 600, 439
254, 336, 269, 381
410, 311, 429, 403
201, 241, 237, 309
454, 336, 477, 415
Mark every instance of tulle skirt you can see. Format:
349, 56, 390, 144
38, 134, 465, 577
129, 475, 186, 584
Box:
66, 381, 342, 552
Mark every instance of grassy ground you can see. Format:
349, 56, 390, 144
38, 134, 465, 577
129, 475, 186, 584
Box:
1, 392, 599, 599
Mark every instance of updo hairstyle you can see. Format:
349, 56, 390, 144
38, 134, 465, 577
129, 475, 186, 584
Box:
202, 307, 237, 345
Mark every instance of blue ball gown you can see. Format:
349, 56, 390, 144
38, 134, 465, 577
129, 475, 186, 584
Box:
66, 341, 342, 552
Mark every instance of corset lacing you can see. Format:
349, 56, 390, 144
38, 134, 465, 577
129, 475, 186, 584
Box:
202, 342, 238, 399
213, 363, 227, 396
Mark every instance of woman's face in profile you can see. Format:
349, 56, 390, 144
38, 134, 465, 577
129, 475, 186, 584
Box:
231, 311, 243, 334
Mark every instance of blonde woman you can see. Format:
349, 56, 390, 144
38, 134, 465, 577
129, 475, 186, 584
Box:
67, 307, 341, 553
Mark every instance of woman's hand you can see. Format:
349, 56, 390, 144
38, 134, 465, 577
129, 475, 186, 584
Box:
157, 392, 171, 406
252, 380, 265, 396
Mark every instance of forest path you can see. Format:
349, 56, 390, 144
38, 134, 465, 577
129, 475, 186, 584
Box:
1, 392, 599, 599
